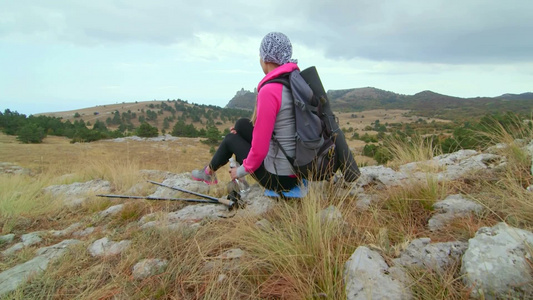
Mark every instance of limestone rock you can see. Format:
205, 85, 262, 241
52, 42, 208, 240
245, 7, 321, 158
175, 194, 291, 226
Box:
357, 166, 408, 188
132, 259, 168, 280
0, 234, 15, 244
526, 139, 533, 156
235, 184, 276, 216
166, 204, 228, 225
36, 239, 81, 258
88, 237, 131, 257
44, 179, 111, 206
1, 243, 23, 256
344, 246, 411, 300
149, 173, 211, 199
107, 134, 180, 143
432, 150, 478, 166
436, 153, 505, 181
461, 222, 533, 299
21, 232, 43, 246
98, 204, 124, 218
216, 248, 245, 259
400, 150, 505, 183
393, 238, 467, 272
0, 239, 80, 297
486, 143, 508, 154
319, 205, 343, 224
140, 183, 274, 230
50, 222, 83, 237
355, 193, 378, 210
0, 162, 31, 175
72, 227, 95, 237
428, 194, 483, 231
2, 232, 43, 256
204, 248, 246, 272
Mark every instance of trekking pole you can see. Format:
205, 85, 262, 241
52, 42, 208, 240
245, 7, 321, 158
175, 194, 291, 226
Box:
147, 180, 237, 208
147, 180, 220, 202
96, 194, 235, 210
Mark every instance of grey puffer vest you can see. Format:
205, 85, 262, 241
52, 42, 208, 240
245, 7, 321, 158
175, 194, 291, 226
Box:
264, 85, 296, 176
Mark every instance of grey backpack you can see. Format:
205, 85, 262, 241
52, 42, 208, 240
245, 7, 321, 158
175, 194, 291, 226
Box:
263, 70, 337, 180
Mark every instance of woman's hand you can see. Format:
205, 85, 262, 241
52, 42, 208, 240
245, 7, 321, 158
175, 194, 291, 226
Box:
229, 167, 238, 180
230, 127, 237, 134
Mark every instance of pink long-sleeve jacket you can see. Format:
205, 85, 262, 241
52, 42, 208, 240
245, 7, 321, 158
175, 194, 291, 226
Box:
237, 62, 299, 177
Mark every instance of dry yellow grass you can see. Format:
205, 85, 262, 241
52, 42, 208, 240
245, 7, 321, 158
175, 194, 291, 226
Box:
0, 133, 217, 177
384, 134, 443, 169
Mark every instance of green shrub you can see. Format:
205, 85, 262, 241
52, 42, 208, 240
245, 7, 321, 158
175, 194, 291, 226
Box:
136, 122, 158, 137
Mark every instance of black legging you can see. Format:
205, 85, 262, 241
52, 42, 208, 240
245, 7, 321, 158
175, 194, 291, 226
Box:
209, 118, 298, 192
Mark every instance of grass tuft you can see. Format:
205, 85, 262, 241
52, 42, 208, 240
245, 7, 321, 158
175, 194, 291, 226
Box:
385, 134, 442, 168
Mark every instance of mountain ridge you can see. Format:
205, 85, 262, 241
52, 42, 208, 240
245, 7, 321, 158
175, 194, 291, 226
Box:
226, 87, 533, 120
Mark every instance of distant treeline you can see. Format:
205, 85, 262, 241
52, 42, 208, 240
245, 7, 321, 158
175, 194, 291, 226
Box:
0, 109, 124, 143
0, 100, 250, 144
3, 107, 531, 167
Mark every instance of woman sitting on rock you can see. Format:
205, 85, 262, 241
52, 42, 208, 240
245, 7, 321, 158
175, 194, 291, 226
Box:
192, 32, 299, 192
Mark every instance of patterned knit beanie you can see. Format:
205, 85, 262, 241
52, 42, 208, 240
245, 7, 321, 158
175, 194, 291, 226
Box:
259, 32, 298, 65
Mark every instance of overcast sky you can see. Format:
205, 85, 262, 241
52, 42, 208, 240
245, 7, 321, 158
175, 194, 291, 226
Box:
1, 0, 532, 115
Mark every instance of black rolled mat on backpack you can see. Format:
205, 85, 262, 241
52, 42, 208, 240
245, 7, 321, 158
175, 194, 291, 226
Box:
300, 66, 361, 182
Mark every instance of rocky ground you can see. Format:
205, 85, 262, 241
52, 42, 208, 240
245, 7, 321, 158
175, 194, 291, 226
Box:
1, 140, 533, 299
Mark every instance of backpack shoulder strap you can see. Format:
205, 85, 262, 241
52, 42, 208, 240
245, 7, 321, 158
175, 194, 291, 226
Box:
261, 72, 291, 89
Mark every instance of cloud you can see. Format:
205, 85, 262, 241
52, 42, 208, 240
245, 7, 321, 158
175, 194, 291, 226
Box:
2, 0, 531, 65
291, 0, 533, 64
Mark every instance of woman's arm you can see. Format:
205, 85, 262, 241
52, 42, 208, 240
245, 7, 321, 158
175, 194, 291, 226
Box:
237, 83, 283, 177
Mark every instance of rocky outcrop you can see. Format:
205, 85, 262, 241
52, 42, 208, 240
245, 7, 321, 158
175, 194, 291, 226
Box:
2, 231, 43, 256
319, 205, 344, 224
98, 204, 124, 218
344, 223, 533, 299
398, 150, 506, 182
72, 227, 95, 237
0, 239, 81, 297
203, 248, 246, 273
50, 222, 83, 237
0, 162, 31, 175
461, 223, 533, 299
225, 88, 256, 110
344, 246, 411, 300
357, 166, 408, 188
139, 176, 275, 230
107, 134, 180, 143
44, 179, 111, 206
393, 238, 467, 272
0, 234, 15, 244
88, 237, 131, 257
132, 259, 169, 280
428, 194, 484, 231
356, 150, 505, 192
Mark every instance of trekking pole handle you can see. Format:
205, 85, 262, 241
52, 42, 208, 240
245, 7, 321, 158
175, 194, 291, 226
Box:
217, 198, 235, 210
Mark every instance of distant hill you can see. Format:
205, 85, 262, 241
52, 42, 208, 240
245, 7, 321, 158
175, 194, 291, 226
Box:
226, 87, 533, 120
326, 87, 408, 111
38, 99, 251, 134
495, 92, 533, 100
226, 88, 256, 110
